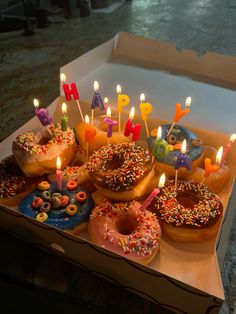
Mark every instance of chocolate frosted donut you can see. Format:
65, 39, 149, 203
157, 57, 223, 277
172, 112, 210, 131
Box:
148, 180, 223, 242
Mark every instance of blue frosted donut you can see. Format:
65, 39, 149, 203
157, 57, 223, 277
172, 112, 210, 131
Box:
147, 124, 203, 175
19, 181, 95, 231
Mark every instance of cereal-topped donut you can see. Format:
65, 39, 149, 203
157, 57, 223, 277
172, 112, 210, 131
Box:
87, 143, 157, 201
12, 123, 76, 177
147, 124, 203, 178
147, 180, 223, 242
88, 200, 161, 264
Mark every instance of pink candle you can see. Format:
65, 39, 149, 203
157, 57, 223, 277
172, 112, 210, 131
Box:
124, 107, 141, 142
56, 157, 62, 192
221, 133, 236, 165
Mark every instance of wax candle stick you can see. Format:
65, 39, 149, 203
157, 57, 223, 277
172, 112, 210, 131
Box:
91, 81, 105, 125
117, 84, 130, 132
201, 146, 223, 185
56, 157, 62, 192
174, 139, 191, 189
124, 107, 141, 142
84, 114, 96, 160
152, 126, 170, 162
60, 73, 84, 122
139, 93, 153, 138
221, 133, 236, 165
139, 173, 165, 211
61, 103, 68, 131
167, 97, 191, 137
104, 106, 118, 145
33, 99, 52, 126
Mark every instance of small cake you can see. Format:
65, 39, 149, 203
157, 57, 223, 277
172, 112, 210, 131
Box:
19, 180, 95, 234
148, 124, 203, 178
88, 200, 161, 264
12, 123, 76, 177
148, 180, 223, 242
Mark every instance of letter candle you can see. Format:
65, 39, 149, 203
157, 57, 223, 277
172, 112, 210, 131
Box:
221, 133, 236, 165
139, 173, 166, 211
201, 146, 223, 185
103, 106, 118, 145
117, 84, 130, 132
60, 73, 84, 122
174, 139, 192, 190
84, 114, 96, 161
151, 126, 170, 163
61, 103, 68, 131
91, 81, 105, 125
124, 107, 141, 143
139, 93, 153, 138
56, 157, 62, 192
167, 97, 191, 137
33, 99, 52, 126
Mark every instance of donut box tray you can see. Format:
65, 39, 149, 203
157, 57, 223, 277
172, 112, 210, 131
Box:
1, 32, 236, 314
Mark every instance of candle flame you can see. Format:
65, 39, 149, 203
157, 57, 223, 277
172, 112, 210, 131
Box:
185, 97, 191, 108
116, 84, 121, 94
33, 98, 39, 109
129, 107, 135, 120
56, 156, 61, 170
107, 106, 111, 118
60, 73, 66, 83
85, 114, 90, 125
158, 173, 166, 188
94, 81, 99, 92
181, 139, 187, 154
104, 97, 109, 104
216, 146, 223, 164
62, 102, 67, 115
157, 126, 162, 139
140, 93, 145, 102
230, 133, 236, 143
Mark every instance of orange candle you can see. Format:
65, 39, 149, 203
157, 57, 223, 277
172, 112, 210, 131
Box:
201, 146, 223, 186
84, 115, 96, 160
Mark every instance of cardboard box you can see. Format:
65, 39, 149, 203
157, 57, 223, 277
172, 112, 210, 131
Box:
1, 32, 236, 313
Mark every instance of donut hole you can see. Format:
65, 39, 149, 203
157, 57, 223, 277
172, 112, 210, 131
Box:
176, 192, 199, 209
105, 155, 124, 170
115, 214, 137, 235
38, 133, 52, 145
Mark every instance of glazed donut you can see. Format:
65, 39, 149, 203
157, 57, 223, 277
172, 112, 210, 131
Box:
87, 143, 157, 201
0, 155, 45, 207
75, 115, 129, 153
19, 181, 95, 235
147, 124, 203, 178
12, 123, 76, 177
148, 180, 223, 242
88, 200, 161, 264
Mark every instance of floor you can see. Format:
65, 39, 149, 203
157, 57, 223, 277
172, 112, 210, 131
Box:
0, 0, 236, 313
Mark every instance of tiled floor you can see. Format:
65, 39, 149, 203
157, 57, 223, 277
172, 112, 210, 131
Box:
1, 0, 236, 313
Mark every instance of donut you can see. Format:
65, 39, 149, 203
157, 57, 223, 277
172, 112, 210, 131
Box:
12, 123, 76, 177
147, 180, 223, 242
0, 155, 45, 207
19, 181, 95, 234
147, 124, 203, 178
75, 115, 129, 154
87, 143, 157, 201
88, 200, 161, 264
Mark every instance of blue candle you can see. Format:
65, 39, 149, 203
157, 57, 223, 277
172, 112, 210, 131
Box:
175, 139, 192, 171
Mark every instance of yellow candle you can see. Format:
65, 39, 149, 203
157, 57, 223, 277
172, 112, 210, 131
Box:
116, 84, 130, 132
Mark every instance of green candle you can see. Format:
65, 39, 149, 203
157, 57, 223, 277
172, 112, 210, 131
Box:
152, 126, 170, 159
61, 102, 68, 131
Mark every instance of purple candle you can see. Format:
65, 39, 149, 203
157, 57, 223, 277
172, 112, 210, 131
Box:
34, 99, 52, 126
104, 107, 118, 145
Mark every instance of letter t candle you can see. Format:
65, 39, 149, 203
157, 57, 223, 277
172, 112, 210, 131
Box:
103, 106, 118, 145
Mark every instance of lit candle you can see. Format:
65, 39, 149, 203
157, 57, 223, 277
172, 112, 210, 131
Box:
152, 126, 170, 160
117, 84, 130, 132
61, 102, 68, 131
84, 114, 96, 160
104, 97, 109, 111
167, 97, 191, 136
91, 81, 105, 125
139, 173, 166, 211
174, 139, 192, 189
139, 93, 153, 138
103, 106, 118, 145
56, 156, 62, 192
60, 73, 84, 122
221, 133, 236, 165
124, 107, 141, 142
201, 146, 223, 185
33, 98, 52, 126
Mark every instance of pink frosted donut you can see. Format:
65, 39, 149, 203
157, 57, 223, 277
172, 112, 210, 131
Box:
88, 200, 161, 264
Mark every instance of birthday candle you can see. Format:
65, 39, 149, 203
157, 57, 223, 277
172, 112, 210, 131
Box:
124, 107, 141, 142
56, 157, 62, 192
103, 106, 118, 144
61, 102, 68, 131
91, 81, 105, 125
117, 84, 130, 132
139, 93, 153, 138
33, 99, 52, 126
174, 139, 191, 189
152, 126, 170, 159
221, 133, 236, 164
